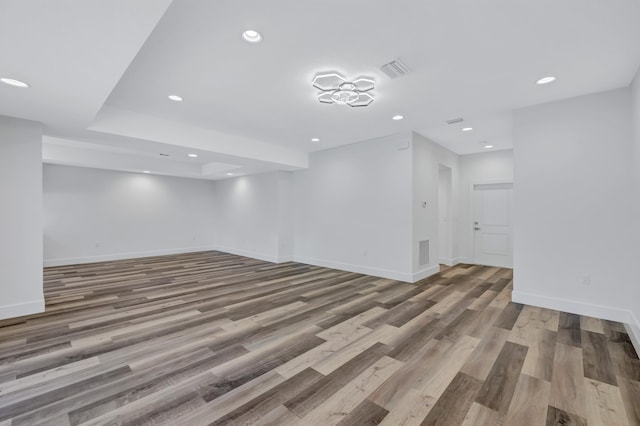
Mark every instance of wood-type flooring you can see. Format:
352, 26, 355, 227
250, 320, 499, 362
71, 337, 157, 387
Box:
0, 251, 638, 425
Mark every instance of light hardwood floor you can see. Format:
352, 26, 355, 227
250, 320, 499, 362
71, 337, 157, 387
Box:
0, 251, 638, 425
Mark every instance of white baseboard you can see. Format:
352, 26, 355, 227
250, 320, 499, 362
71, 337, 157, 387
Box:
412, 264, 441, 282
438, 257, 460, 266
215, 246, 293, 264
293, 255, 413, 282
512, 290, 631, 323
0, 299, 45, 321
44, 246, 217, 267
457, 257, 473, 265
626, 310, 640, 357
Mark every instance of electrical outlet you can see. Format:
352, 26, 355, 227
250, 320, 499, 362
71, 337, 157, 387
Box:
582, 274, 591, 286
95, 241, 101, 248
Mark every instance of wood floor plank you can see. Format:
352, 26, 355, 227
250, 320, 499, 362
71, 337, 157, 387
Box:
584, 378, 630, 426
460, 327, 510, 381
419, 372, 482, 426
549, 343, 587, 418
300, 355, 403, 425
475, 341, 528, 413
617, 377, 640, 426
546, 405, 587, 426
284, 342, 389, 417
0, 252, 635, 425
504, 374, 551, 426
582, 329, 618, 386
460, 402, 499, 426
336, 399, 389, 426
557, 312, 582, 347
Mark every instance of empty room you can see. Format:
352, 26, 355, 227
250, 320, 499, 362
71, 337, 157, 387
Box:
1, 0, 639, 425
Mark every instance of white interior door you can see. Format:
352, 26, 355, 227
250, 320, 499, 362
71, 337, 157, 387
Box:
473, 183, 513, 268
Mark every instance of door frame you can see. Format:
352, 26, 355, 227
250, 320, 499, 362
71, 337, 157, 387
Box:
469, 179, 514, 267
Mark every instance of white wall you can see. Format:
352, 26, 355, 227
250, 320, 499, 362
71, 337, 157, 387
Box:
214, 171, 293, 263
412, 132, 459, 279
438, 166, 453, 265
293, 133, 413, 281
458, 150, 514, 263
513, 88, 635, 322
0, 116, 44, 319
630, 69, 640, 348
43, 165, 216, 266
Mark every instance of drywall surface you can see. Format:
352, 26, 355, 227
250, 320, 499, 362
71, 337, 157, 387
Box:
513, 88, 635, 322
412, 132, 459, 280
630, 68, 640, 350
214, 171, 293, 262
43, 164, 216, 265
293, 133, 413, 281
0, 116, 44, 319
458, 150, 514, 263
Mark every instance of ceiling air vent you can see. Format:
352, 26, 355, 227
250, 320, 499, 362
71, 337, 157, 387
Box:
380, 58, 410, 79
446, 117, 464, 125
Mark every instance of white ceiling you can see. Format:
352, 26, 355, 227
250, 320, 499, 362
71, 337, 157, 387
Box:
2, 0, 640, 179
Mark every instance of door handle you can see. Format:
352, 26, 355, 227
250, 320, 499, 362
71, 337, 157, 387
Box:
474, 227, 481, 230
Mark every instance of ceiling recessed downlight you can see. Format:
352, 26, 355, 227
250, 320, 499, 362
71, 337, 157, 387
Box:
227, 173, 234, 176
311, 138, 320, 142
188, 153, 198, 158
483, 144, 494, 149
242, 30, 262, 43
143, 170, 150, 174
168, 95, 183, 102
536, 76, 556, 85
392, 115, 404, 121
462, 127, 473, 132
1, 77, 30, 88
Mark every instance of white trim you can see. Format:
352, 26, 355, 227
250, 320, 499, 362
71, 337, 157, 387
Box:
626, 310, 640, 357
214, 246, 283, 263
412, 264, 440, 282
44, 246, 217, 267
458, 257, 473, 265
0, 299, 45, 320
293, 255, 413, 282
216, 246, 292, 264
512, 290, 631, 323
438, 257, 461, 267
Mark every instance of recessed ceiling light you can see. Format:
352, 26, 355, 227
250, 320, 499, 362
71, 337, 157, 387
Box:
311, 138, 320, 142
188, 153, 198, 158
1, 77, 30, 88
227, 173, 234, 176
143, 170, 150, 174
536, 76, 556, 85
242, 30, 262, 43
168, 94, 183, 102
483, 144, 494, 149
392, 115, 404, 121
462, 127, 473, 132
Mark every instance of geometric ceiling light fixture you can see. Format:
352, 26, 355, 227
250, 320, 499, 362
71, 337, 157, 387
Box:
312, 72, 375, 107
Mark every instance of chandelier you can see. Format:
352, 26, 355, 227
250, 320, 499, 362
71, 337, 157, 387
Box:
312, 72, 375, 107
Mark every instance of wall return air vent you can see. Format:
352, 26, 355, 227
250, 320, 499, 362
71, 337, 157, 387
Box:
379, 58, 410, 79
